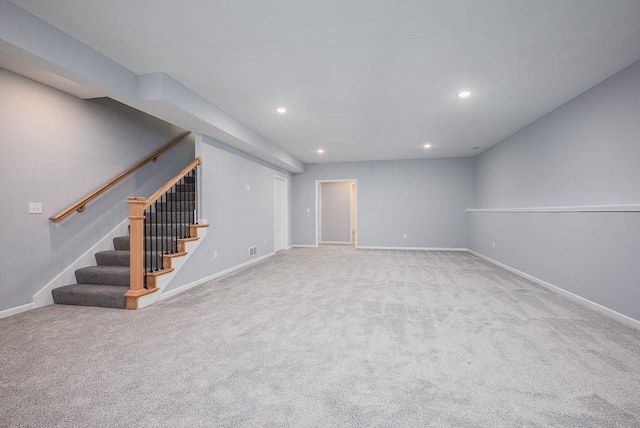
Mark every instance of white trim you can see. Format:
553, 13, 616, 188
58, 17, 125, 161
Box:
290, 244, 318, 248
467, 249, 640, 330
357, 246, 468, 251
0, 302, 35, 319
466, 204, 640, 213
350, 182, 357, 245
320, 241, 352, 245
33, 219, 130, 308
158, 252, 274, 301
273, 174, 288, 253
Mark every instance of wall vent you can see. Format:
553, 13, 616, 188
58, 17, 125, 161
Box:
248, 246, 258, 257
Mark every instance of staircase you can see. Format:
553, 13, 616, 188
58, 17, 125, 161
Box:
51, 237, 133, 309
52, 173, 204, 310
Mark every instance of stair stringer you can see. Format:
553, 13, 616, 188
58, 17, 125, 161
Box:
136, 225, 208, 309
33, 219, 129, 308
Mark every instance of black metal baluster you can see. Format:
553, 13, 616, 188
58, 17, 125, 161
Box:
170, 184, 174, 253
154, 200, 159, 271
175, 181, 179, 249
170, 192, 173, 259
180, 176, 185, 238
190, 168, 196, 228
176, 177, 185, 238
143, 208, 148, 288
194, 166, 199, 225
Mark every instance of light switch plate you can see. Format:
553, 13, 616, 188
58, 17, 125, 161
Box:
29, 202, 43, 214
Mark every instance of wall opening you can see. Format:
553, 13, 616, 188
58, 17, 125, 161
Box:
315, 179, 357, 247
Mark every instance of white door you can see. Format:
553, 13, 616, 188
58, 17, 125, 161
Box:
274, 176, 285, 252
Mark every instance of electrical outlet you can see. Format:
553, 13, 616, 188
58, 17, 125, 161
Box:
403, 233, 407, 239
29, 202, 43, 214
306, 208, 310, 213
213, 250, 218, 259
263, 238, 267, 244
492, 242, 496, 249
245, 184, 251, 191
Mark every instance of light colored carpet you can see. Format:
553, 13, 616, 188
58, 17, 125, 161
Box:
1, 246, 640, 427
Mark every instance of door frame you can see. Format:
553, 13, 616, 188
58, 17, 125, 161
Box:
315, 179, 357, 247
273, 174, 288, 252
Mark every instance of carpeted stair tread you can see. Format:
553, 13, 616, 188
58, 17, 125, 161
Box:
95, 250, 162, 268
75, 265, 130, 286
95, 250, 130, 266
52, 284, 127, 309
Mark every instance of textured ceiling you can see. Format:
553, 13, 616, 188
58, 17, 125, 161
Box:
10, 0, 640, 164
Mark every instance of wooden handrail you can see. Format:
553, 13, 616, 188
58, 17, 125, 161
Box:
144, 157, 201, 209
49, 131, 192, 222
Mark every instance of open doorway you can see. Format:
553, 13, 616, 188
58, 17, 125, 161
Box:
315, 179, 357, 247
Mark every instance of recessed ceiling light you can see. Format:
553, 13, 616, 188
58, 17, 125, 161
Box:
275, 107, 287, 114
317, 149, 325, 154
457, 91, 472, 98
472, 146, 480, 150
423, 143, 432, 149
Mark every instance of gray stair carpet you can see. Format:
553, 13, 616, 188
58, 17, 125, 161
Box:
52, 188, 195, 309
51, 284, 129, 309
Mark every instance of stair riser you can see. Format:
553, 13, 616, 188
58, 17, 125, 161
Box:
95, 251, 129, 267
143, 224, 190, 236
163, 192, 195, 202
153, 202, 195, 212
113, 236, 180, 252
95, 251, 164, 269
52, 285, 127, 309
174, 184, 195, 192
128, 220, 192, 231
75, 269, 129, 287
144, 212, 194, 223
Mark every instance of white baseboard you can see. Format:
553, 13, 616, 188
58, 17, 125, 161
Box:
0, 302, 35, 319
158, 252, 275, 302
290, 244, 318, 248
467, 249, 640, 330
357, 246, 468, 251
320, 241, 352, 245
32, 219, 130, 309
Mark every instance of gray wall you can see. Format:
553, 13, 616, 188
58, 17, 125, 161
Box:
320, 182, 351, 243
475, 60, 640, 208
469, 59, 640, 321
292, 158, 474, 248
0, 68, 194, 312
166, 135, 292, 291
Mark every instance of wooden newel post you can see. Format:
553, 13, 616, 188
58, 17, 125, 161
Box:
124, 197, 147, 310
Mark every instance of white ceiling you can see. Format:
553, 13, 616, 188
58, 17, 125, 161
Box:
9, 0, 640, 164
